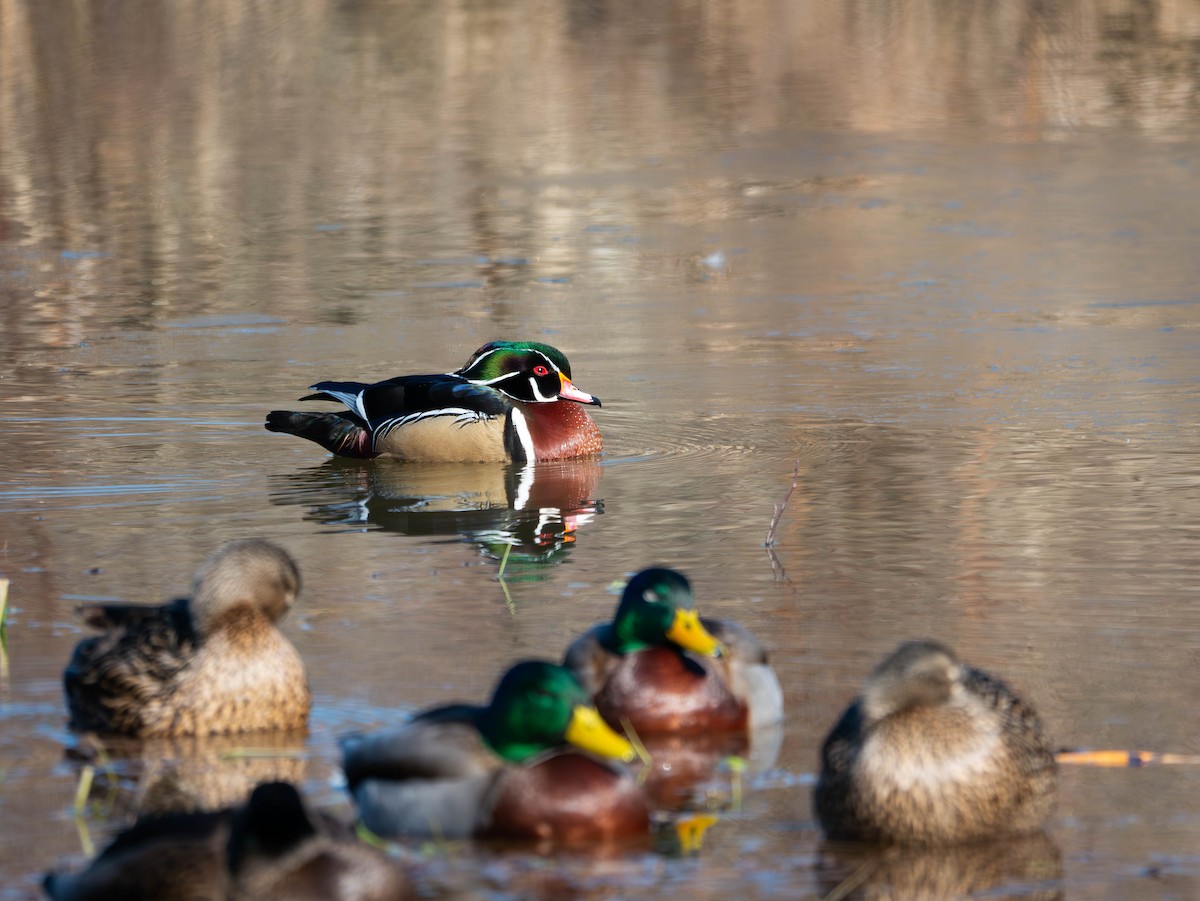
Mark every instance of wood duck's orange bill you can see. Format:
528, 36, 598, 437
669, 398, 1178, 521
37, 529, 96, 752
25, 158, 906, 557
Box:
558, 375, 601, 406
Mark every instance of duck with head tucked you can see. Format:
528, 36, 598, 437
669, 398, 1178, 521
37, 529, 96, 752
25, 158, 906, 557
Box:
814, 639, 1058, 845
564, 568, 784, 737
339, 660, 649, 845
265, 341, 602, 463
63, 539, 310, 738
43, 781, 410, 901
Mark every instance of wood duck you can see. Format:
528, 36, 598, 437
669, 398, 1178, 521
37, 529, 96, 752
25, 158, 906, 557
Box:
265, 341, 602, 463
563, 568, 784, 737
63, 539, 311, 738
814, 639, 1058, 845
339, 660, 649, 845
43, 781, 410, 900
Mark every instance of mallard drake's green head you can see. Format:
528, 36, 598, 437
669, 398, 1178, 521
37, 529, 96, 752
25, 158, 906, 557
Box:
609, 568, 726, 658
478, 661, 635, 764
861, 639, 960, 724
188, 539, 301, 632
456, 341, 601, 407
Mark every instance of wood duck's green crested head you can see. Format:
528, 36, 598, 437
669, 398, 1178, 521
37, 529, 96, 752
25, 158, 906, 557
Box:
479, 661, 635, 764
861, 639, 961, 725
611, 568, 726, 658
456, 341, 601, 407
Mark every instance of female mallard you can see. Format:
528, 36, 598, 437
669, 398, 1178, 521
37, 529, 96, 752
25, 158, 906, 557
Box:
814, 639, 1058, 845
63, 539, 311, 738
340, 660, 649, 844
563, 568, 784, 736
44, 781, 410, 901
265, 341, 602, 463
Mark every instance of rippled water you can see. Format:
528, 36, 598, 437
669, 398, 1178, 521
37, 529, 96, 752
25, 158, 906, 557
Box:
3, 1, 1200, 898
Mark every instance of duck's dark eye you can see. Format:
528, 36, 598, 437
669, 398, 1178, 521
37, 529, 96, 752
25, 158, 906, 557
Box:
533, 365, 550, 377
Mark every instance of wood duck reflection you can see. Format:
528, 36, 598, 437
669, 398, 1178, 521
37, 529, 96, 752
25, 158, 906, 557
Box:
268, 459, 603, 576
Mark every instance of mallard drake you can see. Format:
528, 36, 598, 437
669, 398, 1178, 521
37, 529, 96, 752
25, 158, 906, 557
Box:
43, 781, 410, 901
265, 341, 602, 463
63, 539, 311, 738
340, 660, 649, 844
814, 639, 1058, 845
563, 568, 784, 736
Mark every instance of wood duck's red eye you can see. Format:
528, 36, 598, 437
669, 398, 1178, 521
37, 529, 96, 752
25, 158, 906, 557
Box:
533, 365, 550, 377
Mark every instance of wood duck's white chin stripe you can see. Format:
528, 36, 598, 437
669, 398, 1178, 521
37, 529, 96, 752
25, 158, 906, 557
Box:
510, 407, 536, 462
374, 407, 489, 441
527, 376, 556, 403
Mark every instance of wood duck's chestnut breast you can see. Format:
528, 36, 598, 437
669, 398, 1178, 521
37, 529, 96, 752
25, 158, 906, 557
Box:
595, 647, 748, 736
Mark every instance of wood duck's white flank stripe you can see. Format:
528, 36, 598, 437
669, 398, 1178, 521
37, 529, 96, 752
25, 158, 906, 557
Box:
374, 408, 489, 442
510, 407, 536, 463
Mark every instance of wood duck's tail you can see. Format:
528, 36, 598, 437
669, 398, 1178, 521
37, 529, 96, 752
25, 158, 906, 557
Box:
265, 411, 378, 458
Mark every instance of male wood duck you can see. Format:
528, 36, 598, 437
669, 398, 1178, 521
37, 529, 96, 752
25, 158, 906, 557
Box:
265, 341, 603, 463
44, 781, 410, 901
63, 539, 311, 738
563, 568, 784, 736
814, 639, 1058, 845
339, 660, 649, 844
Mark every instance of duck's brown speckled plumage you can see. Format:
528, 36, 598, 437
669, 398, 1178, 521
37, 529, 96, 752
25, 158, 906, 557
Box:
814, 639, 1058, 846
64, 539, 311, 738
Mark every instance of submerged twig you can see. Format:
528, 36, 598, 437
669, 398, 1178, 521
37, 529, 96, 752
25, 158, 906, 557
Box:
73, 765, 96, 857
822, 858, 878, 901
764, 463, 801, 584
496, 544, 515, 614
724, 755, 747, 811
764, 463, 801, 548
1057, 749, 1200, 767
0, 579, 8, 685
219, 747, 309, 761
619, 716, 653, 768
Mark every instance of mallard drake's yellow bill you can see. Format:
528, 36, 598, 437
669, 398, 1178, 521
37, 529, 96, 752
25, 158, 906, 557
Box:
666, 608, 726, 658
565, 705, 636, 762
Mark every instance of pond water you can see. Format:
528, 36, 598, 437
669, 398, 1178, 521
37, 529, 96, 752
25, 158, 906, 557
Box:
3, 1, 1200, 898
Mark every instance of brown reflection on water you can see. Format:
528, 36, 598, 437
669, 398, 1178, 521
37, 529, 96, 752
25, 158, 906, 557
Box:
2, 1, 1200, 899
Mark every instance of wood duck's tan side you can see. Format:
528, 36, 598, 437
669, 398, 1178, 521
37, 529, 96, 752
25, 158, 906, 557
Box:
373, 415, 509, 462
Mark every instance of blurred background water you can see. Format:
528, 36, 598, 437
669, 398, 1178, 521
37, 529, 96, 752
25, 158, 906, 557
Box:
2, 0, 1200, 897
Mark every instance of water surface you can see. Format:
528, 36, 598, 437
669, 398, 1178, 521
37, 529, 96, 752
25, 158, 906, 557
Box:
3, 2, 1200, 898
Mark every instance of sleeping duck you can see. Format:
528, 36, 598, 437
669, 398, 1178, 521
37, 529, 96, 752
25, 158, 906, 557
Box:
63, 539, 310, 738
814, 639, 1058, 845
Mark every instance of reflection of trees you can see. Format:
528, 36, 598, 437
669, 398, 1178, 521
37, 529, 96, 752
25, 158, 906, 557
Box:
2, 0, 1199, 351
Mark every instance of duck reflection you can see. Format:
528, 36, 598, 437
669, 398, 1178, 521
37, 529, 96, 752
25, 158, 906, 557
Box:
637, 719, 783, 812
268, 459, 603, 577
68, 730, 310, 818
816, 831, 1063, 901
